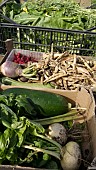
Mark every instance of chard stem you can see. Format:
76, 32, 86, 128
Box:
34, 109, 84, 125
22, 145, 60, 160
36, 133, 62, 151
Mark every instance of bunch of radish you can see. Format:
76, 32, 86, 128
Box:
13, 52, 37, 64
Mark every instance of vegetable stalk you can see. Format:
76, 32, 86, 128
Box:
22, 144, 61, 160
33, 109, 86, 125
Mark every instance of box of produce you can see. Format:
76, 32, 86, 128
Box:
1, 49, 96, 90
0, 84, 95, 170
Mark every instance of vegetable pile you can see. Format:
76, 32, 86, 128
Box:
1, 51, 96, 90
0, 88, 90, 169
0, 1, 95, 169
2, 0, 96, 30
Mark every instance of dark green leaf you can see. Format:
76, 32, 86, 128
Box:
15, 95, 38, 117
0, 95, 9, 105
0, 103, 17, 128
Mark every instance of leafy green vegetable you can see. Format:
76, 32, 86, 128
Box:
2, 0, 96, 30
0, 93, 38, 119
0, 93, 62, 168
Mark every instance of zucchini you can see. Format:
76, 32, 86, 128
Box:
2, 87, 70, 117
1, 77, 53, 89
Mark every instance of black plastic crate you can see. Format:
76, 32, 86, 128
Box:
86, 3, 96, 9
0, 23, 96, 56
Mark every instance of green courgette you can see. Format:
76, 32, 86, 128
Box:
2, 87, 71, 117
1, 77, 53, 89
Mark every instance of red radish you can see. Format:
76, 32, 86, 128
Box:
1, 61, 22, 78
13, 53, 38, 65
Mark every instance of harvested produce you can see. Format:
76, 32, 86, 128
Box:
2, 51, 96, 90
3, 0, 96, 30
32, 52, 96, 90
2, 87, 71, 117
11, 52, 96, 89
1, 61, 22, 78
1, 77, 53, 89
0, 91, 87, 169
34, 109, 86, 125
61, 141, 81, 170
0, 92, 62, 166
48, 123, 67, 145
13, 52, 37, 64
1, 60, 38, 78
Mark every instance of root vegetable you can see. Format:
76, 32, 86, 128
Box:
0, 61, 37, 78
1, 61, 22, 78
61, 141, 81, 170
48, 123, 67, 145
24, 139, 82, 170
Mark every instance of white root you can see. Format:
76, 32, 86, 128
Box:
48, 123, 67, 145
61, 141, 82, 170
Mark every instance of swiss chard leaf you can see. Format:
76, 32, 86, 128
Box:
14, 12, 38, 24
15, 95, 38, 118
0, 103, 17, 128
0, 93, 60, 167
0, 129, 17, 164
12, 117, 27, 147
0, 95, 9, 105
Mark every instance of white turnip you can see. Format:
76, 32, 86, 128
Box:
61, 141, 81, 170
48, 123, 67, 145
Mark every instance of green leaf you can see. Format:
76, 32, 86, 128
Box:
28, 120, 45, 135
0, 95, 9, 105
15, 118, 27, 147
15, 95, 38, 117
43, 153, 49, 161
14, 12, 39, 24
0, 133, 6, 151
0, 103, 17, 128
10, 10, 14, 20
0, 129, 12, 153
